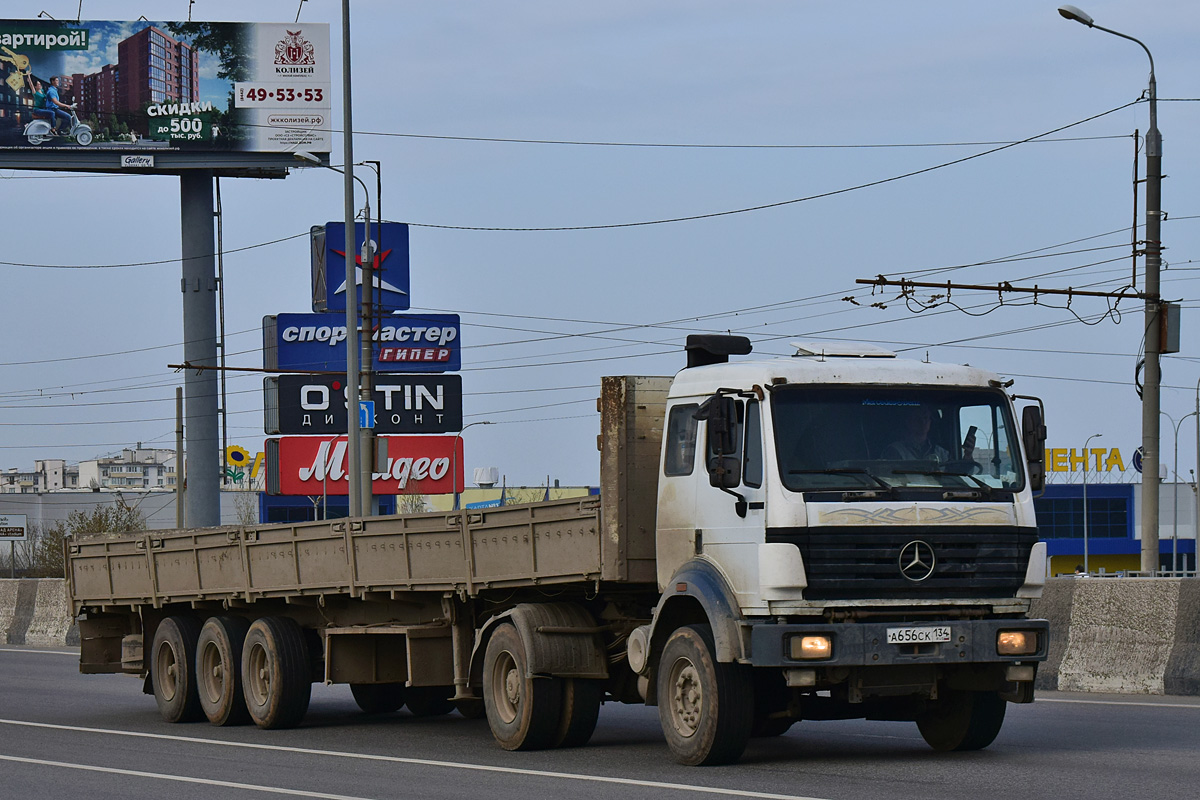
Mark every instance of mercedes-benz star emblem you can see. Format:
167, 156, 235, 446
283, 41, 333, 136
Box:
898, 540, 936, 582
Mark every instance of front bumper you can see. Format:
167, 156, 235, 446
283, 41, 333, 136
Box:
747, 617, 1049, 667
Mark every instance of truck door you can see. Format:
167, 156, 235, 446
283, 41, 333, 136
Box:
695, 398, 767, 609
656, 401, 702, 589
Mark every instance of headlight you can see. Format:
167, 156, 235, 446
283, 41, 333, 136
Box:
997, 630, 1038, 656
790, 634, 832, 660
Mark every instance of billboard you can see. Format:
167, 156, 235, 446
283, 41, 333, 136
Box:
266, 435, 463, 496
0, 19, 329, 154
264, 374, 463, 435
263, 313, 462, 373
312, 222, 411, 313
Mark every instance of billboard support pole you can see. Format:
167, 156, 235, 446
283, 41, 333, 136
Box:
341, 0, 363, 518
181, 170, 220, 527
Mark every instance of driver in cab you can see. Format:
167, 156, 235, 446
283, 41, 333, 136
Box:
881, 404, 949, 462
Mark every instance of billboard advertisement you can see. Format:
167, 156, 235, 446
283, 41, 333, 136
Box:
0, 19, 329, 153
263, 313, 462, 373
266, 435, 463, 496
311, 222, 411, 313
264, 374, 463, 435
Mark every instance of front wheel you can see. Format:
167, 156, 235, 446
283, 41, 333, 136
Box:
657, 624, 754, 766
74, 126, 93, 146
483, 623, 562, 750
917, 691, 1007, 751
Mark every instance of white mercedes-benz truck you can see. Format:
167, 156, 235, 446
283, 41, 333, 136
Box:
69, 335, 1049, 766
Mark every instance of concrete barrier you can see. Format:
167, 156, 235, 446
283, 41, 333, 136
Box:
1, 579, 78, 647
1, 577, 1197, 694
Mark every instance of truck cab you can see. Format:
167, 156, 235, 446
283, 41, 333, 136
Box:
639, 335, 1049, 764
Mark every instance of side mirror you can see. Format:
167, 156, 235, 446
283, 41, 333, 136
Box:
697, 395, 738, 456
707, 455, 742, 489
1021, 405, 1047, 491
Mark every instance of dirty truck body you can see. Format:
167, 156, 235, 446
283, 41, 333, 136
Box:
69, 336, 1050, 765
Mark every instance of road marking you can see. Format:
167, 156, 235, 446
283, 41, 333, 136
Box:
0, 718, 830, 800
0, 754, 378, 800
0, 647, 77, 656
1039, 698, 1200, 709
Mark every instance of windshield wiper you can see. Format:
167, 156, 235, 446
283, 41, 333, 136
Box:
789, 468, 897, 496
891, 469, 994, 498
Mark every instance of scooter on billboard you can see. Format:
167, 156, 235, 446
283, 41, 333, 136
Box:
24, 104, 94, 147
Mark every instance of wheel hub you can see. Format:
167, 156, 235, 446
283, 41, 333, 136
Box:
671, 662, 702, 736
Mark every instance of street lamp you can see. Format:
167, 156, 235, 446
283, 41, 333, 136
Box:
1082, 433, 1101, 574
1161, 410, 1198, 574
1059, 6, 1164, 574
452, 421, 494, 510
294, 150, 373, 517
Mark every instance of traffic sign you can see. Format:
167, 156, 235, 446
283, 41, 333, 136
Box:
359, 401, 375, 429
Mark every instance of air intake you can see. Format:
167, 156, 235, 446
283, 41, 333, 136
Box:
686, 335, 753, 368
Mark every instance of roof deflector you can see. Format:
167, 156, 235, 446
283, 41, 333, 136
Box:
791, 341, 895, 359
686, 334, 753, 368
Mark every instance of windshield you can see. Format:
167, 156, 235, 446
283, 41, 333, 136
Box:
771, 385, 1024, 493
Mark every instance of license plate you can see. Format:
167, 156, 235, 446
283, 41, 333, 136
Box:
886, 626, 951, 644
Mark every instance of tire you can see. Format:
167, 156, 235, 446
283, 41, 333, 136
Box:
241, 617, 312, 729
196, 616, 251, 726
405, 686, 455, 717
454, 697, 486, 719
917, 691, 1007, 751
657, 624, 754, 766
483, 623, 562, 750
151, 616, 205, 723
75, 127, 93, 146
350, 683, 406, 714
553, 678, 602, 748
751, 670, 795, 738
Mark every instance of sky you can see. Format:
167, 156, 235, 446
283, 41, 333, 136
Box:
3, 0, 1200, 493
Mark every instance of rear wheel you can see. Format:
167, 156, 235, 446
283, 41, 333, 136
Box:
552, 678, 602, 748
350, 683, 406, 714
151, 616, 204, 723
483, 623, 562, 750
405, 686, 455, 717
657, 624, 754, 766
241, 617, 312, 729
917, 691, 1007, 751
196, 616, 251, 726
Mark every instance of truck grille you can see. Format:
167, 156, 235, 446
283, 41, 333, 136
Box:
765, 526, 1038, 600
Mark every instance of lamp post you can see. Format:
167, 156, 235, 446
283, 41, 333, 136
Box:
1059, 5, 1164, 574
294, 151, 373, 517
1161, 410, 1198, 574
452, 421, 493, 510
1082, 433, 1102, 574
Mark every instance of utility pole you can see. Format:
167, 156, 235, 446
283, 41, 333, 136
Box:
340, 0, 362, 518
1058, 5, 1163, 573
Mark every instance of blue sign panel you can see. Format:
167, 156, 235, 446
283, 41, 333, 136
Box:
359, 401, 375, 429
264, 312, 461, 373
312, 221, 410, 313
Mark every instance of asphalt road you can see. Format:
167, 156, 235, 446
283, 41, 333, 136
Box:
1, 645, 1197, 800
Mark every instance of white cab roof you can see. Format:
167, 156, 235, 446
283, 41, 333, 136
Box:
668, 352, 1006, 400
